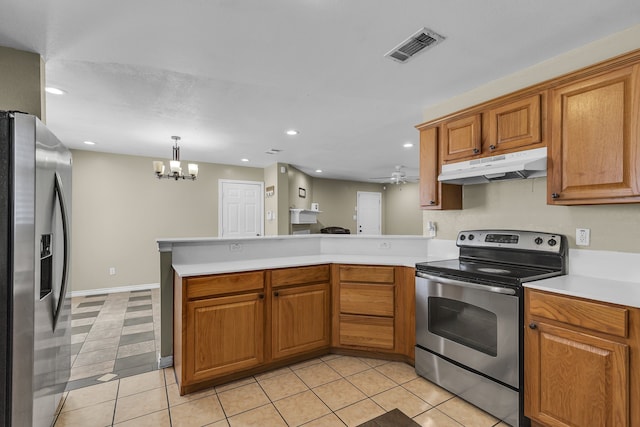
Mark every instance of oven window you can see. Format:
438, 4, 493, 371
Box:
428, 297, 497, 357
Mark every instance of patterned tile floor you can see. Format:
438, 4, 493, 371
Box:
67, 289, 161, 390
60, 290, 510, 426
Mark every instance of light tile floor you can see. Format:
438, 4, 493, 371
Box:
60, 290, 510, 426
55, 354, 509, 427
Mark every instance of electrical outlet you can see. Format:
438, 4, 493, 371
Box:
109, 267, 116, 276
229, 243, 243, 252
576, 228, 590, 246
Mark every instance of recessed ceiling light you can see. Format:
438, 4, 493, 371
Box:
83, 140, 95, 145
241, 158, 249, 162
45, 87, 66, 95
315, 169, 323, 173
403, 142, 414, 148
285, 129, 299, 136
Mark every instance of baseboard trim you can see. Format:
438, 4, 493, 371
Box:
159, 355, 173, 369
71, 283, 160, 298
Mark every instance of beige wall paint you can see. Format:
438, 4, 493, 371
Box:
421, 24, 640, 254
71, 150, 264, 291
264, 163, 278, 236
277, 163, 290, 235
384, 182, 423, 235
423, 178, 640, 252
310, 178, 385, 234
0, 46, 45, 121
288, 166, 314, 210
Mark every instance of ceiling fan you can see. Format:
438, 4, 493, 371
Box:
370, 165, 419, 185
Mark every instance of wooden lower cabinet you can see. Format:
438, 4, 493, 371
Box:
525, 289, 640, 427
175, 263, 416, 394
333, 265, 415, 359
271, 282, 330, 360
185, 292, 264, 384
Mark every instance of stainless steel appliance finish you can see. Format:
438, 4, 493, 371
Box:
1, 112, 72, 427
415, 230, 567, 427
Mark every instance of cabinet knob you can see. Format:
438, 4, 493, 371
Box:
529, 323, 538, 330
429, 200, 435, 205
274, 291, 279, 297
473, 148, 480, 154
489, 145, 496, 150
551, 193, 560, 199
258, 293, 264, 299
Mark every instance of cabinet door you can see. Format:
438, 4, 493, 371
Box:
185, 293, 264, 383
441, 114, 482, 162
525, 321, 629, 427
548, 65, 640, 204
419, 127, 463, 210
487, 94, 542, 153
272, 283, 330, 359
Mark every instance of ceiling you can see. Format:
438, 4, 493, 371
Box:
1, 1, 639, 182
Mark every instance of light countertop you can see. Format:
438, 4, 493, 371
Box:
173, 255, 436, 277
525, 275, 640, 309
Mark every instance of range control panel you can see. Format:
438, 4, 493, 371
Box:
456, 230, 565, 253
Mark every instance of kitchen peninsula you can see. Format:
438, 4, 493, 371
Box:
156, 234, 457, 394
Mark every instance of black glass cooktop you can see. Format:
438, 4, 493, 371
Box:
416, 258, 562, 287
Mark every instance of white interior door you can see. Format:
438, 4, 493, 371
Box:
356, 191, 382, 235
219, 180, 264, 237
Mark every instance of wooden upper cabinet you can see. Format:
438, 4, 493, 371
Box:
548, 64, 640, 204
441, 114, 482, 162
419, 126, 462, 210
486, 94, 542, 154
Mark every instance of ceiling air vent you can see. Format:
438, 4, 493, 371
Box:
385, 27, 445, 63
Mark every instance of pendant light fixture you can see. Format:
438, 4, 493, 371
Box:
153, 136, 198, 180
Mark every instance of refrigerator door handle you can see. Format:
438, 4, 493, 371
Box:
53, 172, 69, 330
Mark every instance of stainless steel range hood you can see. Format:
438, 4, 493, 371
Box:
438, 147, 547, 185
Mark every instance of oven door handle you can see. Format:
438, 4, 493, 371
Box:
416, 271, 516, 295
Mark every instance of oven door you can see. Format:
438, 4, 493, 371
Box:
415, 271, 519, 388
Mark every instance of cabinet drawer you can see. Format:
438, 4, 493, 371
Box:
339, 265, 395, 284
340, 283, 394, 317
271, 264, 330, 288
186, 271, 264, 300
528, 290, 628, 338
339, 314, 394, 349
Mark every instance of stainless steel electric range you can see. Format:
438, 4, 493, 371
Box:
415, 230, 568, 427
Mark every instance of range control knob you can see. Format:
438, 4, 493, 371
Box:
459, 234, 466, 241
534, 237, 543, 245
468, 234, 475, 241
548, 238, 557, 247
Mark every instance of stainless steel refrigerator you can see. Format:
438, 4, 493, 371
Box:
1, 111, 72, 427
